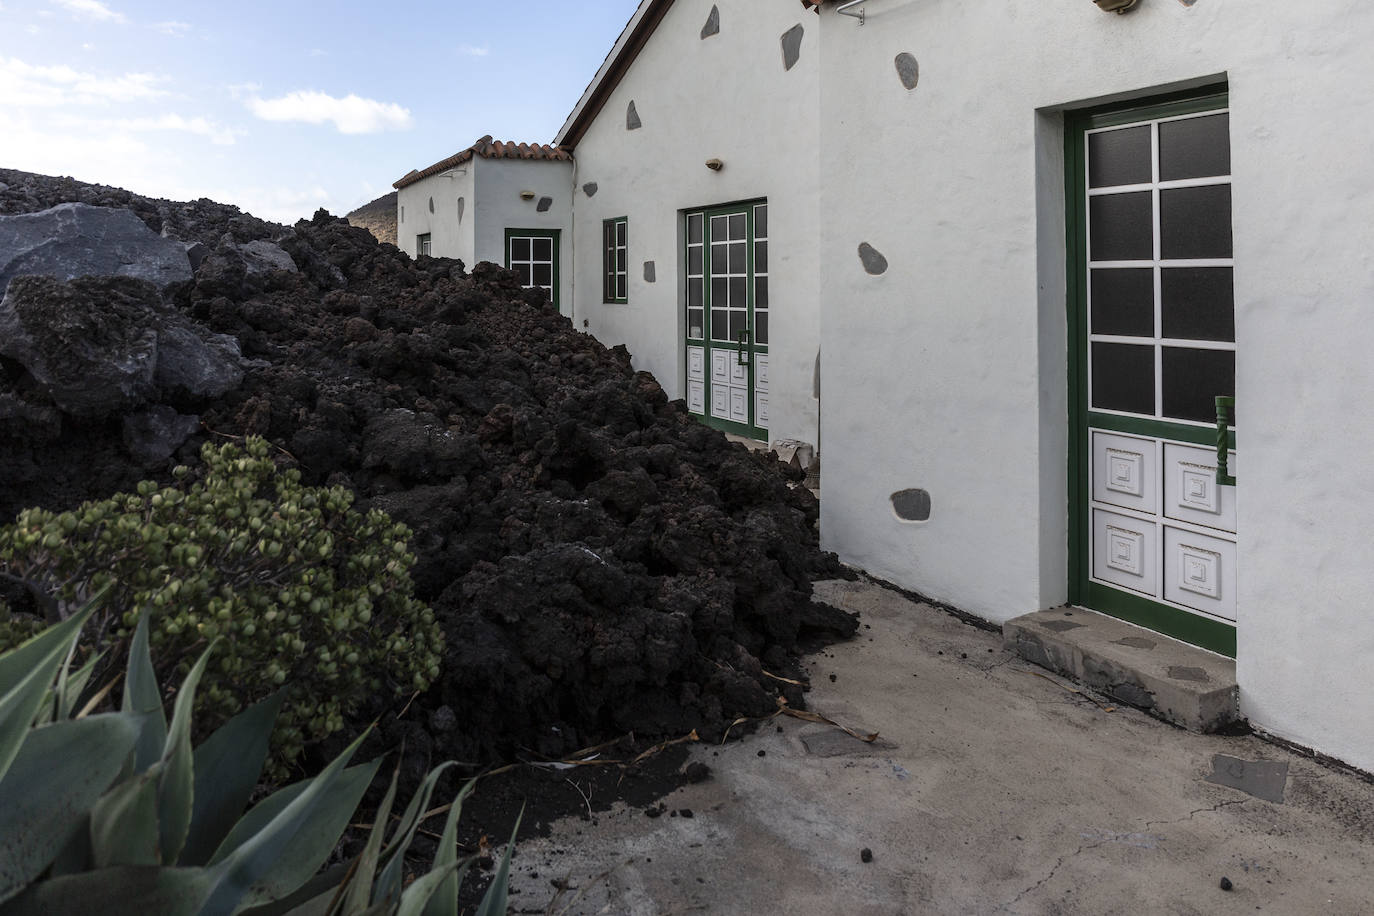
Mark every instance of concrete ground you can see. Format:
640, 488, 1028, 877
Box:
506, 579, 1374, 915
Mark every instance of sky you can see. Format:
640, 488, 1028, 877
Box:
0, 0, 643, 223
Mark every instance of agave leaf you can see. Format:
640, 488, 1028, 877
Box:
0, 712, 140, 904
401, 856, 474, 916
0, 864, 211, 916
342, 760, 399, 915
373, 761, 454, 907
89, 763, 164, 868
158, 639, 216, 866
0, 595, 101, 786
122, 609, 167, 774
420, 778, 476, 916
199, 731, 380, 916
56, 649, 104, 722
235, 862, 352, 916
472, 806, 522, 916
179, 691, 286, 867
29, 637, 79, 728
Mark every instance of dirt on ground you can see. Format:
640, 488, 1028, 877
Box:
0, 169, 857, 797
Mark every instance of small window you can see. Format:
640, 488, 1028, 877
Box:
416, 233, 431, 256
603, 217, 628, 303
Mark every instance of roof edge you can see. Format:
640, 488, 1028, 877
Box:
393, 135, 572, 190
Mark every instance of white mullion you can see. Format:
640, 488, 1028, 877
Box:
1086, 182, 1154, 197
1150, 119, 1164, 422
1084, 129, 1095, 415
1159, 337, 1235, 351
1157, 176, 1232, 191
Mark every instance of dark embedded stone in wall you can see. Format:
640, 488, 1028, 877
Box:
643, 260, 656, 283
890, 488, 930, 521
858, 242, 887, 275
582, 182, 599, 197
701, 4, 720, 38
428, 196, 434, 213
457, 196, 465, 223
895, 53, 919, 90
627, 100, 642, 130
536, 196, 553, 213
781, 24, 804, 71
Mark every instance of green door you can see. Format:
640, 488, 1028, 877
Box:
1067, 91, 1238, 657
684, 201, 769, 440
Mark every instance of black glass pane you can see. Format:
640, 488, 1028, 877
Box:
511, 238, 530, 260
729, 242, 746, 274
604, 222, 614, 249
1088, 125, 1151, 188
534, 238, 552, 260
711, 277, 727, 307
616, 249, 627, 274
755, 240, 768, 274
1091, 342, 1155, 415
616, 221, 627, 245
711, 309, 729, 341
755, 276, 768, 308
728, 276, 746, 306
754, 205, 768, 238
755, 311, 768, 344
688, 246, 702, 275
687, 214, 703, 244
1089, 192, 1152, 261
1162, 347, 1233, 423
533, 264, 552, 287
616, 276, 626, 300
729, 311, 747, 340
687, 278, 703, 308
711, 243, 727, 273
729, 213, 745, 238
1161, 267, 1234, 341
1090, 269, 1154, 337
687, 309, 703, 339
1159, 113, 1230, 181
515, 264, 532, 286
1160, 185, 1232, 259
710, 216, 727, 242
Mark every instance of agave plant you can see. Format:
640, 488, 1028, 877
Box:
0, 591, 517, 916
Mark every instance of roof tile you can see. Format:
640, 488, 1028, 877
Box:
393, 135, 572, 188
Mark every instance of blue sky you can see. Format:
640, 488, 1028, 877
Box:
0, 0, 642, 223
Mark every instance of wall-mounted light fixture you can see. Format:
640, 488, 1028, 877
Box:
836, 0, 868, 25
519, 190, 536, 200
1093, 0, 1140, 12
705, 158, 723, 171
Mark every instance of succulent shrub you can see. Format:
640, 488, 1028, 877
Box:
0, 599, 515, 916
0, 436, 444, 772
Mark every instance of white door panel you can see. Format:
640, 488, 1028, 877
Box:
1163, 443, 1237, 533
1163, 526, 1237, 621
1092, 508, 1159, 598
1091, 431, 1159, 515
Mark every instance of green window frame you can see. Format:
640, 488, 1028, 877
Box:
603, 217, 628, 303
504, 228, 560, 310
416, 233, 431, 257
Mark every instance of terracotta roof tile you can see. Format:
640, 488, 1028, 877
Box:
393, 135, 573, 189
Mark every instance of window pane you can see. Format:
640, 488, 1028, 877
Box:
1089, 191, 1153, 261
616, 249, 626, 274
729, 213, 745, 239
1162, 347, 1234, 423
710, 215, 728, 243
755, 240, 768, 274
688, 246, 702, 275
711, 277, 727, 306
1090, 268, 1154, 337
1161, 267, 1234, 341
688, 214, 703, 244
755, 276, 768, 308
754, 204, 768, 238
688, 309, 704, 339
1159, 113, 1230, 181
729, 311, 747, 340
1091, 342, 1155, 415
511, 237, 530, 261
688, 277, 703, 307
533, 237, 553, 261
728, 276, 746, 306
616, 220, 626, 245
1088, 125, 1152, 188
616, 275, 626, 300
755, 311, 768, 344
534, 264, 552, 287
711, 309, 730, 340
729, 242, 746, 275
711, 243, 727, 273
1160, 185, 1232, 259
515, 264, 532, 286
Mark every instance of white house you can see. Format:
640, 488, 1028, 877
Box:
399, 0, 1374, 774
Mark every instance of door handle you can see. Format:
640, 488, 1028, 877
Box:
1215, 395, 1236, 486
737, 329, 750, 366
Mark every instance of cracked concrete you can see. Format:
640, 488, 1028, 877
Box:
506, 579, 1374, 914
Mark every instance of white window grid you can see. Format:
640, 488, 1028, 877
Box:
508, 235, 554, 295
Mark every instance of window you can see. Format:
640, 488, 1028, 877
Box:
603, 217, 628, 302
416, 233, 431, 256
505, 229, 560, 309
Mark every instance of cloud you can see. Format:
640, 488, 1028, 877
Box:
0, 56, 167, 106
226, 81, 261, 99
58, 112, 241, 145
308, 48, 326, 58
458, 45, 489, 57
246, 90, 412, 134
151, 20, 190, 36
49, 0, 124, 22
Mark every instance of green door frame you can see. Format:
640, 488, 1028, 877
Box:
684, 199, 769, 440
1065, 88, 1237, 657
504, 227, 561, 310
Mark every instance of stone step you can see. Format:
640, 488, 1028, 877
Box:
1003, 607, 1238, 733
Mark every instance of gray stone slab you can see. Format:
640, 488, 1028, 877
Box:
701, 4, 720, 39
1003, 607, 1238, 733
799, 728, 895, 758
781, 23, 804, 71
643, 260, 656, 283
1206, 754, 1288, 803
536, 196, 553, 213
626, 100, 641, 131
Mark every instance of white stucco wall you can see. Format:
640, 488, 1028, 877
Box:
566, 0, 821, 446
816, 0, 1374, 770
396, 164, 475, 264
471, 157, 574, 315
